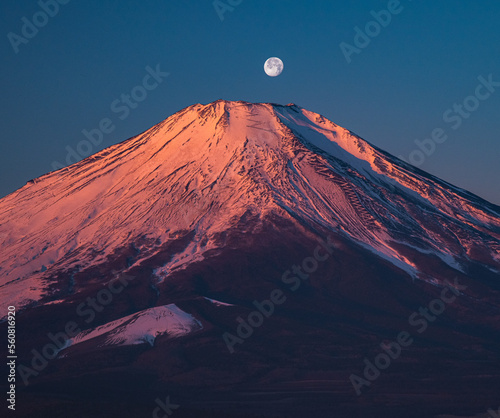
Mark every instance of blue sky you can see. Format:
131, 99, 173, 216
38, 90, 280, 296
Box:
1, 0, 499, 203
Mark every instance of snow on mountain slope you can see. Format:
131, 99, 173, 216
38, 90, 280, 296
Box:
63, 304, 202, 349
0, 100, 499, 312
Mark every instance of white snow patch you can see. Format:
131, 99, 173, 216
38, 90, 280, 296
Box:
65, 304, 202, 349
390, 240, 466, 273
356, 240, 420, 280
204, 297, 235, 307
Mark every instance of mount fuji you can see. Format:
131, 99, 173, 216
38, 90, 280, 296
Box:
1, 100, 499, 417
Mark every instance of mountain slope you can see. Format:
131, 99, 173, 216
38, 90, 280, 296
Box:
0, 100, 498, 313
1, 100, 500, 418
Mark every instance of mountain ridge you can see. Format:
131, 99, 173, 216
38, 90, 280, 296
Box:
2, 100, 500, 417
0, 100, 499, 315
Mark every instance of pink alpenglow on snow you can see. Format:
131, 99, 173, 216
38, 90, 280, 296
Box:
0, 100, 499, 314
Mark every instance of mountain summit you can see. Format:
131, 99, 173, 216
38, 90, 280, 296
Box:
1, 101, 500, 417
1, 100, 498, 311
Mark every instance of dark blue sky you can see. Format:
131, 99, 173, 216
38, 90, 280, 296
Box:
1, 0, 499, 203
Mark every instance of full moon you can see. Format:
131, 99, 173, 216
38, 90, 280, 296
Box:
264, 57, 284, 77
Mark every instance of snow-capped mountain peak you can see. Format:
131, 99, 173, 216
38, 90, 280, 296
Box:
0, 100, 499, 312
